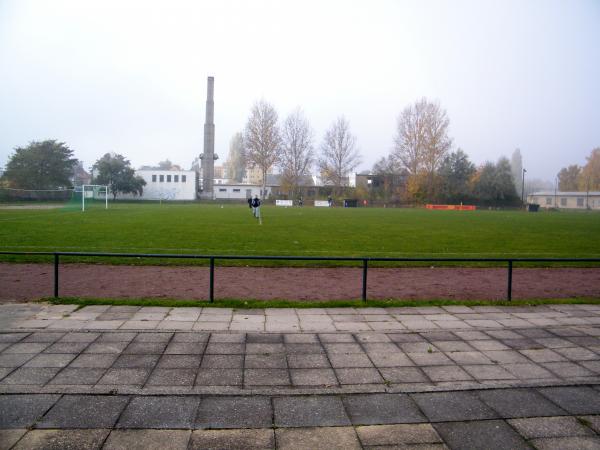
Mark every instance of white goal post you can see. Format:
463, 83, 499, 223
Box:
82, 185, 109, 211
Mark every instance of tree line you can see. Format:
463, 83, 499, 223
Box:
0, 141, 145, 200
557, 148, 600, 192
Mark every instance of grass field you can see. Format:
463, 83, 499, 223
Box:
1, 202, 599, 267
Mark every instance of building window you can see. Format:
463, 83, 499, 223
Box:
152, 175, 157, 182
174, 175, 179, 182
233, 189, 241, 192
219, 188, 226, 192
159, 175, 164, 182
577, 197, 584, 207
546, 197, 552, 205
167, 175, 171, 182
560, 198, 567, 206
182, 175, 186, 183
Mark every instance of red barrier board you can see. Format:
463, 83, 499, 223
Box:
425, 204, 476, 210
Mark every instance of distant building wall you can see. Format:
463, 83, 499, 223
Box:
118, 170, 196, 200
527, 191, 600, 210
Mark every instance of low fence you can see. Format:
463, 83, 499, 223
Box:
1, 251, 599, 302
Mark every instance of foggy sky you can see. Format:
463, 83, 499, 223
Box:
1, 0, 599, 181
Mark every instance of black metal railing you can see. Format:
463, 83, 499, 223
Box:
1, 251, 599, 302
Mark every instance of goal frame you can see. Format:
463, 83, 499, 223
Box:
81, 185, 109, 211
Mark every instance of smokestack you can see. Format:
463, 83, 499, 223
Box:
201, 76, 216, 198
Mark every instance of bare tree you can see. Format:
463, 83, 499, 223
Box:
244, 100, 281, 197
280, 108, 314, 196
226, 132, 246, 182
392, 98, 451, 198
318, 116, 361, 189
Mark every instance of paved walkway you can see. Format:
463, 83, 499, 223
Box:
1, 303, 599, 449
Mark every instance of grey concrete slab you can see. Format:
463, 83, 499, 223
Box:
1, 367, 60, 385
284, 333, 319, 343
0, 394, 60, 428
0, 353, 35, 367
164, 342, 205, 355
477, 388, 566, 418
380, 367, 429, 383
195, 396, 272, 429
58, 332, 100, 343
117, 396, 200, 429
356, 423, 443, 446
84, 342, 129, 354
335, 368, 383, 384
286, 354, 331, 369
508, 416, 594, 439
95, 332, 136, 343
171, 332, 209, 343
37, 395, 128, 428
146, 369, 196, 386
367, 352, 414, 367
422, 365, 473, 382
329, 353, 373, 368
156, 354, 201, 369
43, 342, 90, 353
462, 364, 517, 380
543, 361, 595, 378
246, 333, 283, 343
434, 420, 530, 450
538, 386, 600, 414
68, 354, 117, 368
123, 342, 168, 354
3, 342, 50, 354
0, 333, 28, 343
23, 353, 76, 368
244, 369, 290, 386
274, 396, 351, 427
49, 368, 106, 385
200, 354, 243, 368
22, 332, 65, 343
503, 363, 556, 379
342, 393, 425, 425
529, 436, 600, 450
275, 427, 361, 450
290, 368, 338, 386
412, 391, 498, 422
132, 332, 172, 343
113, 354, 160, 369
195, 369, 242, 386
11, 429, 110, 450
245, 354, 287, 369
406, 351, 452, 366
103, 430, 191, 450
97, 368, 150, 385
0, 429, 27, 450
205, 343, 244, 354
285, 343, 324, 354
189, 429, 274, 450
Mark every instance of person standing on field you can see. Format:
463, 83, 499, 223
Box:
247, 197, 253, 212
251, 195, 261, 219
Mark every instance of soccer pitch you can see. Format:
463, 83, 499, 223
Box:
1, 203, 599, 263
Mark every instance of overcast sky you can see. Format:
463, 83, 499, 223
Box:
1, 0, 599, 181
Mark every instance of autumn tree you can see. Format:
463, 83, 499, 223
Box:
226, 132, 246, 183
557, 165, 581, 191
244, 100, 281, 197
93, 153, 146, 200
280, 108, 314, 196
2, 140, 77, 189
392, 98, 452, 200
578, 147, 600, 191
318, 116, 361, 190
471, 157, 519, 205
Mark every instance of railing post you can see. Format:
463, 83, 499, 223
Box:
209, 257, 215, 303
362, 259, 368, 302
507, 260, 513, 301
54, 253, 59, 298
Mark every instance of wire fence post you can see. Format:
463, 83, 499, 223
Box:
507, 259, 513, 301
54, 253, 59, 298
209, 257, 215, 303
362, 258, 368, 302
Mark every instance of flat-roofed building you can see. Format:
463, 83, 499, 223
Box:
528, 191, 600, 210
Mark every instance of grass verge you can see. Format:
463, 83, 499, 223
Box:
44, 296, 600, 309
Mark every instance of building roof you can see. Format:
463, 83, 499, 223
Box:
530, 191, 600, 196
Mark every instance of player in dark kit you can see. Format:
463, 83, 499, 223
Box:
251, 195, 261, 219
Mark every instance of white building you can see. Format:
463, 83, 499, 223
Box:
214, 184, 272, 200
528, 191, 600, 210
119, 170, 196, 200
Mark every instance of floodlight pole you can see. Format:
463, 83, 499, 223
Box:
521, 168, 527, 207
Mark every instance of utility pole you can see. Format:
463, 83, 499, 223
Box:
521, 168, 527, 207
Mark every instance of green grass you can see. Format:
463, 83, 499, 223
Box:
45, 296, 600, 309
1, 202, 599, 266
